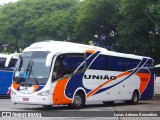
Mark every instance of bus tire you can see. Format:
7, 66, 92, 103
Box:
129, 91, 139, 105
68, 92, 85, 109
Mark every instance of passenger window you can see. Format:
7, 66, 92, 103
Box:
0, 58, 17, 71
0, 58, 6, 70
124, 58, 140, 71
144, 60, 154, 68
107, 56, 124, 71
52, 53, 85, 81
89, 55, 106, 70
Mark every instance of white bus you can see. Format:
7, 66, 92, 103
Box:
11, 41, 154, 108
154, 64, 160, 94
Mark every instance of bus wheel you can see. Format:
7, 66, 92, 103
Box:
68, 92, 85, 109
130, 91, 139, 105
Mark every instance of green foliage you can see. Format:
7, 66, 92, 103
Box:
75, 0, 120, 50
0, 0, 79, 52
118, 0, 160, 63
0, 0, 160, 63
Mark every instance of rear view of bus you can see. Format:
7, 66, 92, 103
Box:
0, 54, 19, 95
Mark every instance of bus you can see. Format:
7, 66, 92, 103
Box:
0, 53, 19, 95
11, 41, 154, 108
154, 64, 160, 94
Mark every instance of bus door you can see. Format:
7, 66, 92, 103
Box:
51, 53, 85, 104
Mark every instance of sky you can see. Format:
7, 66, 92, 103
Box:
0, 0, 18, 5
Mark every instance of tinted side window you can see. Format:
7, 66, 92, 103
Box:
144, 60, 154, 68
0, 58, 17, 71
0, 58, 6, 69
8, 59, 17, 68
155, 67, 160, 77
87, 54, 141, 72
106, 56, 140, 71
64, 53, 84, 74
89, 55, 106, 70
124, 58, 140, 70
107, 56, 124, 71
52, 53, 84, 80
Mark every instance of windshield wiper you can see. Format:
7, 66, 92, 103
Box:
15, 59, 39, 85
15, 60, 31, 84
27, 60, 39, 85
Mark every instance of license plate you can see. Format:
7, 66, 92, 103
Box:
23, 98, 29, 101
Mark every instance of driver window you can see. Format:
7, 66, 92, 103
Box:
52, 53, 84, 81
52, 55, 65, 80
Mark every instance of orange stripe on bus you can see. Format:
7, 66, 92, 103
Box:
116, 72, 130, 78
136, 73, 150, 94
87, 80, 113, 97
52, 78, 72, 105
87, 71, 130, 98
86, 49, 96, 54
12, 83, 20, 90
33, 85, 39, 92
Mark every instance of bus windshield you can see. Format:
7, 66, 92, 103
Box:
0, 55, 17, 71
13, 51, 51, 85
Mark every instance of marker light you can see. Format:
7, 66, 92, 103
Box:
37, 90, 50, 96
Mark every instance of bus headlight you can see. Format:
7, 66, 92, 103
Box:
37, 90, 50, 96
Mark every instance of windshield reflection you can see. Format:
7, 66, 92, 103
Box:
13, 51, 51, 85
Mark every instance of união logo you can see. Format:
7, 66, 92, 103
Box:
84, 75, 116, 80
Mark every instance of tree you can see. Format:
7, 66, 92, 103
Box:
118, 0, 160, 63
75, 0, 120, 50
0, 0, 79, 53
0, 0, 160, 63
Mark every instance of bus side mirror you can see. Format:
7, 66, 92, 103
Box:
5, 53, 20, 67
46, 53, 54, 67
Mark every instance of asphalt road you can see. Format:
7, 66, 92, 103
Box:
0, 96, 160, 120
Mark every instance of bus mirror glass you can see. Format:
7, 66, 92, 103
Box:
46, 53, 54, 67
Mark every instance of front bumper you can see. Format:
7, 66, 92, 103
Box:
11, 95, 53, 105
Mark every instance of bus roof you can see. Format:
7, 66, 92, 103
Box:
0, 54, 9, 58
0, 54, 19, 59
155, 64, 160, 67
23, 40, 152, 60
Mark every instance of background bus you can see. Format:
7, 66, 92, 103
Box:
155, 64, 160, 94
0, 54, 19, 95
11, 41, 154, 108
